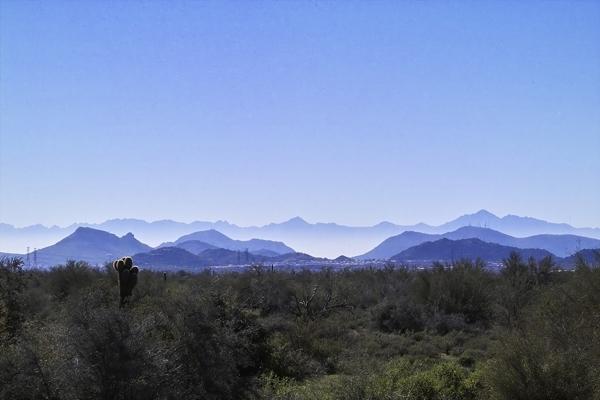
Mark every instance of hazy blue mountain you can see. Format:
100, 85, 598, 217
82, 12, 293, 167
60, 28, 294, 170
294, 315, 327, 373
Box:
96, 218, 222, 245
438, 209, 600, 238
0, 223, 77, 256
439, 227, 599, 257
391, 238, 554, 263
359, 231, 439, 260
512, 234, 600, 258
437, 210, 502, 232
0, 223, 63, 234
444, 226, 514, 243
359, 226, 600, 259
172, 229, 294, 254
2, 209, 599, 257
28, 227, 152, 267
174, 229, 240, 247
247, 217, 413, 257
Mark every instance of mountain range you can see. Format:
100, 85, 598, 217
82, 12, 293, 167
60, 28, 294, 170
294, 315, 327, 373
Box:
159, 229, 294, 254
3, 227, 295, 268
2, 210, 599, 258
358, 226, 600, 259
1, 225, 597, 270
3, 227, 152, 267
390, 238, 554, 264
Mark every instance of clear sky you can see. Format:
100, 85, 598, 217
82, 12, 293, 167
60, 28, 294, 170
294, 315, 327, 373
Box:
1, 1, 599, 228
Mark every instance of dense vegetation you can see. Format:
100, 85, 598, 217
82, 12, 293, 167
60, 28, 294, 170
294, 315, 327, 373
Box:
1, 253, 599, 400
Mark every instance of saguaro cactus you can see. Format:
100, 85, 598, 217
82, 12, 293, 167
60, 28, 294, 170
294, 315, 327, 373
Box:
113, 256, 139, 307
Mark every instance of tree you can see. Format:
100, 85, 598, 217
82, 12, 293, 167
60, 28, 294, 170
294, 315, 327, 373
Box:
0, 257, 26, 341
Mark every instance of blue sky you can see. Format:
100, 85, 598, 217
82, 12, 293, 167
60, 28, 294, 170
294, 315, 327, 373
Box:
1, 1, 599, 228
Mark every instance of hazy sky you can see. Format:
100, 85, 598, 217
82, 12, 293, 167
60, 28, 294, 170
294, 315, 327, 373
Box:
1, 1, 599, 228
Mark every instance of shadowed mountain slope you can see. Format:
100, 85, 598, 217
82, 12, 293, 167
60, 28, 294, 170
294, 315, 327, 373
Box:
171, 229, 294, 254
359, 226, 600, 259
390, 238, 554, 263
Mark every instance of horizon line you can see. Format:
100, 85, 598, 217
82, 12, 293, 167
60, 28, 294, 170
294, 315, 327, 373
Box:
2, 209, 600, 231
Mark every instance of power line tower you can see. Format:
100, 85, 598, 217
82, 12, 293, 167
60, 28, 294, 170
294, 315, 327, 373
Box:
26, 247, 30, 267
33, 248, 37, 268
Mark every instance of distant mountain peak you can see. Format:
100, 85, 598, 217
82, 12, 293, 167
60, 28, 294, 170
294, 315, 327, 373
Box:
374, 221, 397, 228
174, 229, 294, 254
472, 209, 498, 218
284, 216, 309, 225
175, 229, 230, 243
458, 209, 500, 221
445, 209, 501, 229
